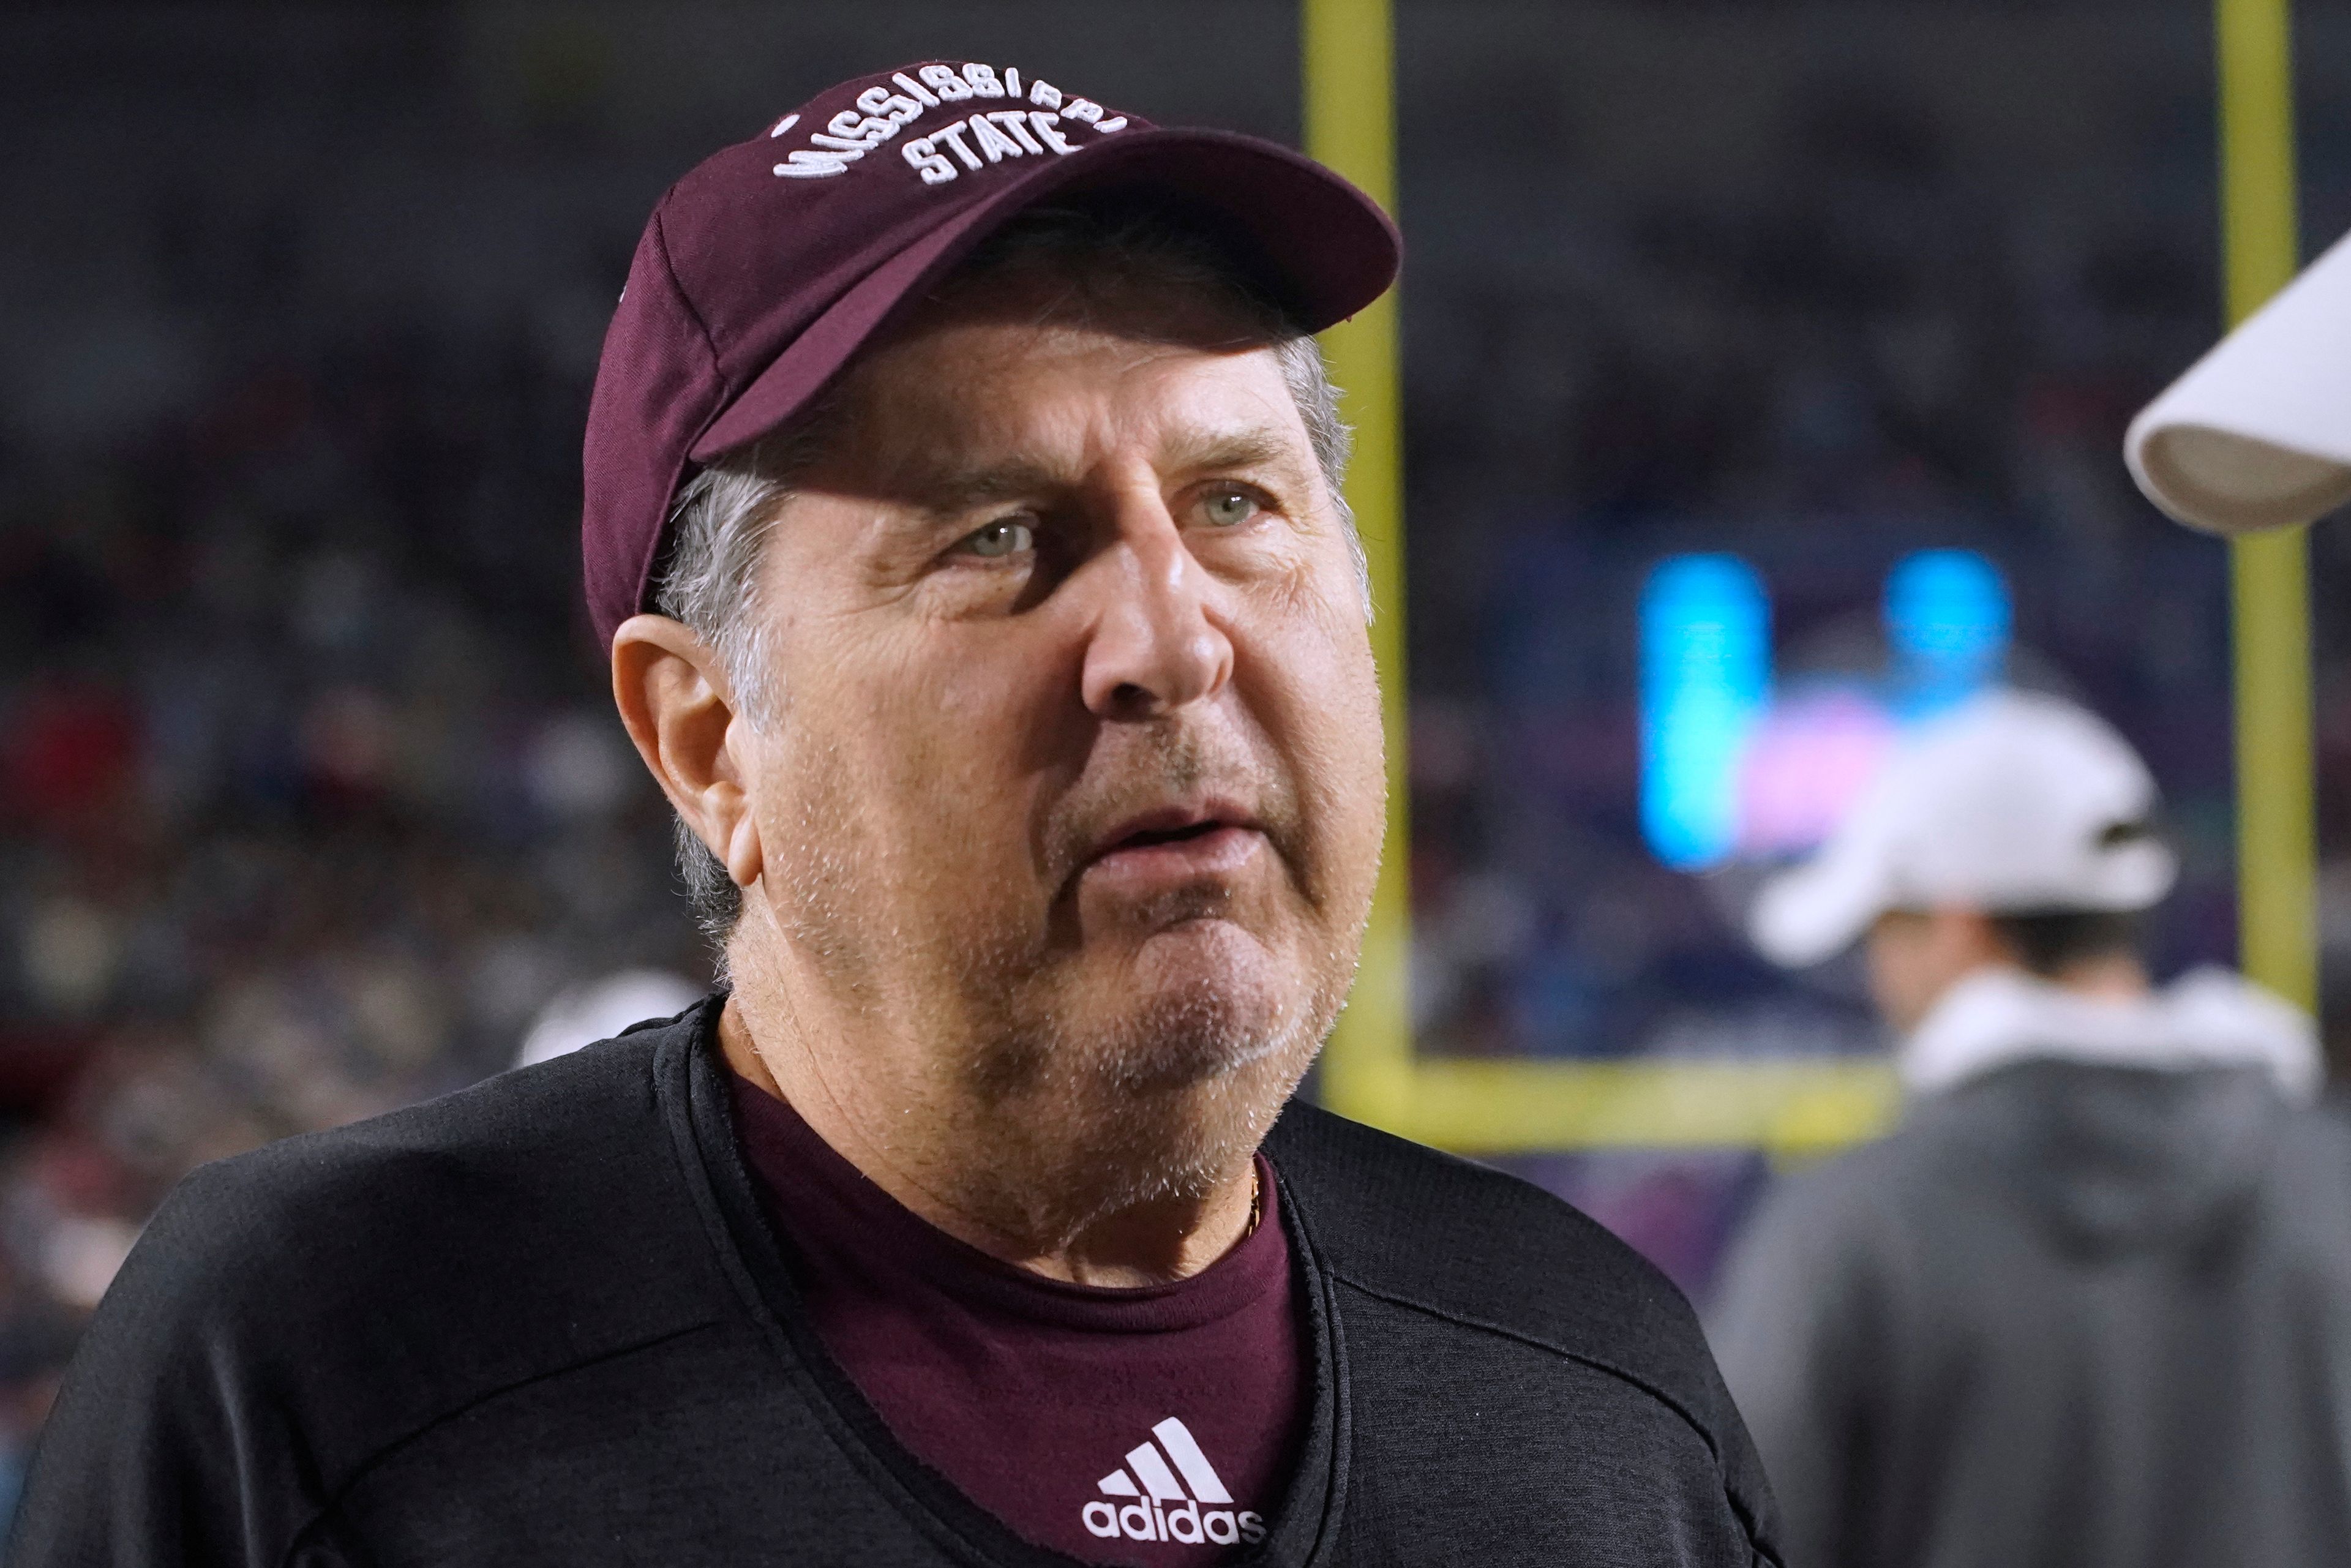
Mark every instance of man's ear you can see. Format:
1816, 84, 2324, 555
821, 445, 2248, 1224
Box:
610, 614, 763, 891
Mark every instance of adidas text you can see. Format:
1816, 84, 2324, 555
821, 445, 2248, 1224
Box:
1081, 1417, 1265, 1546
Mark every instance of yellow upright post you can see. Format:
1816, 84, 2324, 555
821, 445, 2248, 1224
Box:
1303, 0, 1413, 1127
2217, 0, 2318, 1013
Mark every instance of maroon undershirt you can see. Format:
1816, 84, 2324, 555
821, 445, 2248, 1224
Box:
727, 1072, 1304, 1563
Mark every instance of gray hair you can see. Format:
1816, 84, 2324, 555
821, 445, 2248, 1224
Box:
653, 206, 1364, 946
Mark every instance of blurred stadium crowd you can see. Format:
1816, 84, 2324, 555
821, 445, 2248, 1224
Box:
4, 0, 2351, 1528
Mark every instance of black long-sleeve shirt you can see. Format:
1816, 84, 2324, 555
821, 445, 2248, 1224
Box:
13, 1000, 1780, 1566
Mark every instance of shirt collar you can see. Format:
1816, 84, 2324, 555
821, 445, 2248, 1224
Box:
1900, 964, 2320, 1102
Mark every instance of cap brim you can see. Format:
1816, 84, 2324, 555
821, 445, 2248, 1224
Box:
2126, 227, 2351, 535
691, 127, 1398, 462
1749, 846, 1891, 969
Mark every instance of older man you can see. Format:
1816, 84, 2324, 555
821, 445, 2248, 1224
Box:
13, 65, 1779, 1567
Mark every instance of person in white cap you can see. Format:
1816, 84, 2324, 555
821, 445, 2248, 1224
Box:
1709, 687, 2351, 1568
2128, 227, 2351, 532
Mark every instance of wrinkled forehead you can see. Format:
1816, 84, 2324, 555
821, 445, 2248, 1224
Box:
809, 282, 1311, 491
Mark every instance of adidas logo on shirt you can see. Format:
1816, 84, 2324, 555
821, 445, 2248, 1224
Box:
1080, 1417, 1266, 1546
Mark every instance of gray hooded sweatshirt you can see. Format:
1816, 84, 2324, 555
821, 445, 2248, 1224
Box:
1709, 967, 2351, 1568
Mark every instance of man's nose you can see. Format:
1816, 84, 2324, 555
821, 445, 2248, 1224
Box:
1077, 506, 1235, 720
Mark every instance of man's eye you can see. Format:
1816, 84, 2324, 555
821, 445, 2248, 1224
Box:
959, 519, 1035, 558
1202, 489, 1260, 528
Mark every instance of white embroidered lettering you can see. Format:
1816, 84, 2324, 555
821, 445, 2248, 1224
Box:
932, 121, 983, 170
800, 72, 1114, 189
768, 111, 800, 138
902, 138, 957, 184
1028, 112, 1074, 154
856, 85, 923, 126
967, 113, 1023, 162
1238, 1511, 1265, 1545
773, 149, 851, 178
988, 110, 1044, 154
1082, 1501, 1119, 1538
1202, 1510, 1238, 1544
918, 64, 973, 101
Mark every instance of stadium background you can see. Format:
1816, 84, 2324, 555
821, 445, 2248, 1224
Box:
4, 0, 2350, 1529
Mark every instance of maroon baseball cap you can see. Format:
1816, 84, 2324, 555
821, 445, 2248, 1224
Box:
580, 59, 1401, 650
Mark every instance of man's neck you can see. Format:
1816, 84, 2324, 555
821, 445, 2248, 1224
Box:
1919, 953, 2153, 1029
2048, 951, 2151, 1002
717, 996, 1259, 1289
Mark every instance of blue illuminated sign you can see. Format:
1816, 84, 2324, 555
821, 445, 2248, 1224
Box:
1640, 556, 1771, 870
1884, 549, 2011, 719
1638, 549, 2012, 869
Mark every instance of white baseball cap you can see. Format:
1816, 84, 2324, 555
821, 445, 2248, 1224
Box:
1749, 689, 2180, 967
2126, 226, 2351, 534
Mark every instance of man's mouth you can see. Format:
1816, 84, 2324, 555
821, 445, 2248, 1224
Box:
1113, 819, 1225, 851
1083, 803, 1267, 888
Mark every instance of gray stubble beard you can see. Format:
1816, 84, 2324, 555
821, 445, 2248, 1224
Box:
957, 950, 1353, 1247
747, 724, 1366, 1251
